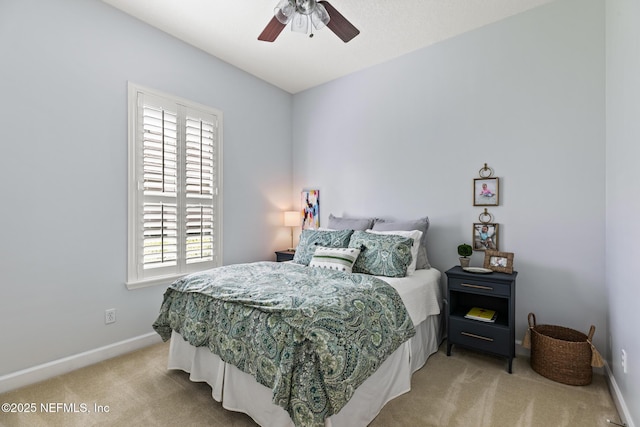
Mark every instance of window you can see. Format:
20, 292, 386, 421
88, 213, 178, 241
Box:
127, 83, 223, 289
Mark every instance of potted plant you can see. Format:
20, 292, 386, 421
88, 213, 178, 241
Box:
457, 243, 472, 268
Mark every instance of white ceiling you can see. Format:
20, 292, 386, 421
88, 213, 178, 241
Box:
102, 0, 555, 94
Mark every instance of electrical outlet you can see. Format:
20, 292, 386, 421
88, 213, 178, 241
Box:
621, 349, 627, 374
105, 308, 116, 324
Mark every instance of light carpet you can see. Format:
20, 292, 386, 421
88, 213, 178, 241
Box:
0, 341, 621, 427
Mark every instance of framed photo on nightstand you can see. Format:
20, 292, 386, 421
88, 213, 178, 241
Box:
483, 250, 514, 274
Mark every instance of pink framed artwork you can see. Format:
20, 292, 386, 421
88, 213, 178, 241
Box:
301, 189, 320, 230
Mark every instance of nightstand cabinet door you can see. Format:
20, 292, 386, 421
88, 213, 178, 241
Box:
275, 250, 295, 262
445, 266, 517, 373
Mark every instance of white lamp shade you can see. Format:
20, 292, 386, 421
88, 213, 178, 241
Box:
284, 211, 299, 227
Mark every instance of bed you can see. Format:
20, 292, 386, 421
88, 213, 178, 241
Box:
153, 225, 443, 427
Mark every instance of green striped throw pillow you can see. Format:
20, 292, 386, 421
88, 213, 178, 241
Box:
309, 246, 361, 273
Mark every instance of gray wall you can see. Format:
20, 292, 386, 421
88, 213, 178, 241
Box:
0, 0, 293, 375
606, 0, 640, 424
293, 0, 607, 353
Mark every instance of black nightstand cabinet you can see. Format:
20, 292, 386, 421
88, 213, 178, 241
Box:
445, 266, 517, 373
275, 250, 295, 262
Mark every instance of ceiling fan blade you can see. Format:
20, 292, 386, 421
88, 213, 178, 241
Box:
318, 1, 360, 42
258, 16, 287, 42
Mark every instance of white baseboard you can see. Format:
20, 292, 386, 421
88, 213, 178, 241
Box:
0, 333, 163, 394
515, 339, 529, 356
605, 361, 636, 427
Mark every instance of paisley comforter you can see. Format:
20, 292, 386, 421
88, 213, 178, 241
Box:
152, 261, 415, 427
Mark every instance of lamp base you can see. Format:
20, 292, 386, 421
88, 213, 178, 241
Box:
289, 230, 295, 252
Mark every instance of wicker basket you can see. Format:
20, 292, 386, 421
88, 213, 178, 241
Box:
525, 313, 602, 386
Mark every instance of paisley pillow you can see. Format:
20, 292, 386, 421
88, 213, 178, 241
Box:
292, 229, 354, 266
366, 229, 422, 276
372, 217, 431, 269
348, 230, 413, 277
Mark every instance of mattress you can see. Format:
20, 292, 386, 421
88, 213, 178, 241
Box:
376, 267, 443, 324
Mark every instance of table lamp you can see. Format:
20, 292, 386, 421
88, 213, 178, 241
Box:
284, 211, 299, 251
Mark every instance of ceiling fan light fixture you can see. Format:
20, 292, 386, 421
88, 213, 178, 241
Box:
311, 3, 330, 30
274, 0, 295, 24
290, 12, 309, 33
295, 0, 316, 15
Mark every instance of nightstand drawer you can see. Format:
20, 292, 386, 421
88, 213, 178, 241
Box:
448, 278, 511, 297
449, 318, 510, 356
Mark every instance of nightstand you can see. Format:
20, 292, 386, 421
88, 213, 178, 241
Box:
445, 266, 517, 373
275, 250, 295, 262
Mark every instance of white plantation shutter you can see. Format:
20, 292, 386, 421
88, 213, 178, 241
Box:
184, 112, 218, 265
142, 106, 178, 198
128, 83, 223, 288
186, 204, 214, 263
141, 104, 178, 271
143, 203, 178, 268
185, 115, 216, 197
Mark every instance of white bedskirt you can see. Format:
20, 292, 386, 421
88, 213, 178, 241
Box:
168, 313, 441, 427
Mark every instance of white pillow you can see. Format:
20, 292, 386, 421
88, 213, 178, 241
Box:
309, 246, 361, 273
365, 229, 423, 275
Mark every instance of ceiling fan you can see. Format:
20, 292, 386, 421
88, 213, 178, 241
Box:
258, 0, 360, 43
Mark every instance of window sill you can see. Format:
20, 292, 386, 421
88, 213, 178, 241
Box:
125, 274, 186, 290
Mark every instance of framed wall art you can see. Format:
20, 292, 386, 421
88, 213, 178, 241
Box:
301, 189, 320, 230
473, 222, 498, 251
474, 177, 499, 206
483, 250, 514, 274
